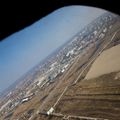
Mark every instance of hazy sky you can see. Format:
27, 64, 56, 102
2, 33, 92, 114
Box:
0, 6, 106, 92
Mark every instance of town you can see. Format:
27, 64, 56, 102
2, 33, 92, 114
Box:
0, 12, 120, 120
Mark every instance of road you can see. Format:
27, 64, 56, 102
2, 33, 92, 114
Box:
50, 29, 120, 111
38, 28, 120, 120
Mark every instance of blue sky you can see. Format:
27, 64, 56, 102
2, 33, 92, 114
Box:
0, 6, 106, 92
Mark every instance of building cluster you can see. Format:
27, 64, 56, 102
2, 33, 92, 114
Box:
0, 12, 119, 120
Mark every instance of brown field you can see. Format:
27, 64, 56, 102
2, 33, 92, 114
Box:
55, 71, 120, 120
86, 44, 120, 79
10, 96, 40, 120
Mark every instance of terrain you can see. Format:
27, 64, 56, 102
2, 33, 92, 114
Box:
37, 23, 120, 120
1, 13, 120, 120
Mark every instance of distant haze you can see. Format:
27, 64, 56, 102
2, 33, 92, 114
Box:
0, 6, 106, 92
